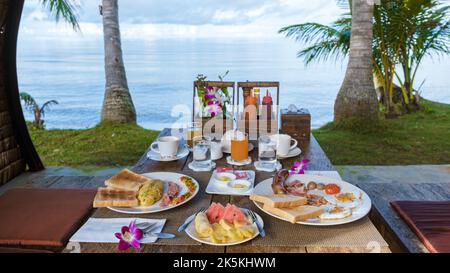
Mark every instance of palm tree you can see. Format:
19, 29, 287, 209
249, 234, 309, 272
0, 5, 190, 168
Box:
100, 0, 136, 123
39, 0, 136, 123
334, 0, 379, 124
280, 0, 450, 115
20, 92, 58, 129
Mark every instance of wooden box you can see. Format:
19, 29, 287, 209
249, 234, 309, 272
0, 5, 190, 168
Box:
281, 107, 311, 143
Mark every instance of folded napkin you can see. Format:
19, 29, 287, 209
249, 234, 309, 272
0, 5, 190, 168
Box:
304, 170, 342, 180
70, 218, 166, 244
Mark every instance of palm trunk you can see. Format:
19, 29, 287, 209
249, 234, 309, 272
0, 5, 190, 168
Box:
100, 0, 136, 123
334, 0, 379, 124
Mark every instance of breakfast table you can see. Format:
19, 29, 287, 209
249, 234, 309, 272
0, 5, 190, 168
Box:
71, 128, 390, 253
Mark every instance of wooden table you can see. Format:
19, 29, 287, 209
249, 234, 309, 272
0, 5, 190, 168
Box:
75, 128, 389, 253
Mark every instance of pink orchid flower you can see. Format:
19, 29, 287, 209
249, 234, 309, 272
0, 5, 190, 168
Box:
289, 159, 310, 175
204, 86, 216, 100
115, 220, 143, 251
205, 101, 222, 117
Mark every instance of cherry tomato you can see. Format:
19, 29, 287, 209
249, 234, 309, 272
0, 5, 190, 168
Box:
324, 183, 341, 195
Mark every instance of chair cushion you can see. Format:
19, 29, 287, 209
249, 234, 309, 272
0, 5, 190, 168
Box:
0, 247, 53, 253
391, 201, 450, 253
0, 188, 96, 248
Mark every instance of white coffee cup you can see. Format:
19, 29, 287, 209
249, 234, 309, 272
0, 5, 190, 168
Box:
150, 136, 180, 158
270, 134, 297, 156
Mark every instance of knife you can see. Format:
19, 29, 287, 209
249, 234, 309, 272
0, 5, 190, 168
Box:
177, 208, 205, 232
177, 214, 196, 233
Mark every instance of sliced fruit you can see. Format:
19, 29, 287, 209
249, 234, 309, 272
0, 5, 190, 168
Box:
206, 202, 225, 224
222, 204, 247, 224
219, 219, 234, 231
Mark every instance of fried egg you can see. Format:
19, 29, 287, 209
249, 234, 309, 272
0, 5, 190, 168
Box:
323, 190, 362, 209
319, 206, 352, 220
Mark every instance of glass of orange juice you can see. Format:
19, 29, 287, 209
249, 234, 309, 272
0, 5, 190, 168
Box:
186, 122, 202, 150
230, 130, 249, 163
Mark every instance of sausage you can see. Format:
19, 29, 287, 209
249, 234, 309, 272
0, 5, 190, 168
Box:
271, 169, 289, 194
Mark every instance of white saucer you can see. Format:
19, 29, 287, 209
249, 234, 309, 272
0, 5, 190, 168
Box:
188, 161, 216, 172
147, 146, 190, 162
254, 161, 282, 172
222, 143, 254, 154
226, 156, 252, 166
277, 147, 302, 159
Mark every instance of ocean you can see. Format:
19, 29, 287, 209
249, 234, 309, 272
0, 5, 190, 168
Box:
17, 36, 450, 130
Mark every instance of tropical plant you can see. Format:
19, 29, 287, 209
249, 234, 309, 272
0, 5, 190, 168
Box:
20, 92, 58, 129
100, 0, 137, 123
394, 0, 450, 109
280, 0, 450, 115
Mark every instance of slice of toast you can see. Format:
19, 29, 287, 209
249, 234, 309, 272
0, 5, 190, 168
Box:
250, 193, 307, 208
262, 204, 323, 223
104, 169, 150, 192
93, 187, 139, 208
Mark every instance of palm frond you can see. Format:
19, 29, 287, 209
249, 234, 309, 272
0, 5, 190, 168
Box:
40, 100, 59, 117
279, 14, 351, 65
40, 0, 80, 30
19, 92, 39, 113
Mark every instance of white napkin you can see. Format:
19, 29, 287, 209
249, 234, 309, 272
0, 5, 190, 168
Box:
304, 170, 342, 180
70, 218, 166, 244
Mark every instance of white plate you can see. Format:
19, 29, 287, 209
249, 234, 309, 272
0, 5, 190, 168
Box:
252, 174, 372, 226
185, 208, 263, 246
206, 170, 255, 196
222, 143, 254, 154
147, 146, 189, 162
108, 172, 199, 214
277, 147, 302, 159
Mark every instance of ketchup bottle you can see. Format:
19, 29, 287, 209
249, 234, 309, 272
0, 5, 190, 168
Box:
262, 90, 273, 132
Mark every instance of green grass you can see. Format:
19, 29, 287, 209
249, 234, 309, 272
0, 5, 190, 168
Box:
313, 99, 450, 165
29, 122, 159, 168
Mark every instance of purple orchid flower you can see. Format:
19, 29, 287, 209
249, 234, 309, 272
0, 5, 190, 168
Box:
204, 86, 216, 100
115, 220, 143, 251
204, 93, 216, 100
289, 159, 310, 175
205, 102, 222, 117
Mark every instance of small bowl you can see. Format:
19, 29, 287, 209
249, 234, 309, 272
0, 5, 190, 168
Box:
214, 172, 236, 185
227, 180, 251, 191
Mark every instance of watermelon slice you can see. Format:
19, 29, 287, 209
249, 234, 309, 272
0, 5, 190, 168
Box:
222, 204, 247, 224
206, 203, 225, 224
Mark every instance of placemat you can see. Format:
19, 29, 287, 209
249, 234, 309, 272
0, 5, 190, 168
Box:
251, 214, 387, 249
248, 171, 388, 251
391, 201, 450, 253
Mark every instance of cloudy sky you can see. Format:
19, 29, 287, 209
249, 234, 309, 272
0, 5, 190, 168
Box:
20, 0, 343, 39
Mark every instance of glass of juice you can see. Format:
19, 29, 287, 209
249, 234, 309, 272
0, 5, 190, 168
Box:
186, 122, 202, 150
230, 131, 249, 163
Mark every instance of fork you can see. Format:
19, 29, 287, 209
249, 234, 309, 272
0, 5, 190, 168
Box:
136, 222, 157, 231
177, 207, 206, 232
248, 210, 265, 237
